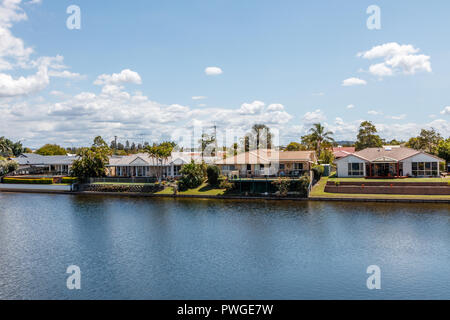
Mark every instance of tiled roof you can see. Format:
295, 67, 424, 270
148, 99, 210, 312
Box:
215, 149, 316, 165
338, 147, 445, 162
13, 153, 78, 165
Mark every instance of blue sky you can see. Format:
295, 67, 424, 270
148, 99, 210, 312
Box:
1, 0, 449, 148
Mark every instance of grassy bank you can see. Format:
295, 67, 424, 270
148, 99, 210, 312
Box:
310, 177, 450, 200
156, 183, 227, 196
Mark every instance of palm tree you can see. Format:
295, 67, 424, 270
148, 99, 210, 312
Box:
0, 137, 12, 156
306, 123, 334, 157
251, 124, 273, 150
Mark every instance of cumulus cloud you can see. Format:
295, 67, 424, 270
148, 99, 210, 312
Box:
386, 114, 407, 120
368, 110, 382, 116
192, 96, 207, 100
94, 69, 142, 86
441, 106, 450, 115
358, 42, 432, 77
342, 77, 367, 86
205, 67, 223, 76
0, 65, 48, 97
347, 104, 355, 109
239, 100, 265, 115
303, 109, 325, 123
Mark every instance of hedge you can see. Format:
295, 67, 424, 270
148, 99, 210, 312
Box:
3, 177, 53, 185
61, 177, 78, 184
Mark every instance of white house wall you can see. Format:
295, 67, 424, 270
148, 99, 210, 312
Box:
336, 155, 367, 178
402, 153, 441, 176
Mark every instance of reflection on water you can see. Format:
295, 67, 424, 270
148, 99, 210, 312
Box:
0, 193, 449, 299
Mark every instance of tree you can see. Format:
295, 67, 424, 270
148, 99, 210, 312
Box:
178, 160, 205, 190
251, 124, 273, 150
319, 149, 335, 164
36, 144, 67, 156
303, 123, 334, 156
355, 121, 383, 151
71, 137, 110, 181
0, 159, 18, 176
0, 137, 24, 157
406, 128, 443, 154
437, 138, 450, 169
285, 142, 306, 151
146, 141, 175, 181
206, 165, 220, 186
199, 133, 216, 158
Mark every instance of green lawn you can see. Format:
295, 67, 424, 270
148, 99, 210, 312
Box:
155, 183, 226, 196
328, 177, 448, 183
310, 177, 450, 200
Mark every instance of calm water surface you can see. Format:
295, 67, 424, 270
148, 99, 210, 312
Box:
0, 193, 449, 299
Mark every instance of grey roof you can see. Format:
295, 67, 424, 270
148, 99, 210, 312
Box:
107, 152, 221, 167
336, 147, 445, 163
13, 153, 78, 166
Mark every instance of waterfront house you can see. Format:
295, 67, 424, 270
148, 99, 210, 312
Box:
106, 152, 220, 178
335, 146, 445, 178
12, 153, 78, 175
215, 149, 317, 178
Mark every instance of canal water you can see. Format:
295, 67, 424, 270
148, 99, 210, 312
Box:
0, 193, 449, 299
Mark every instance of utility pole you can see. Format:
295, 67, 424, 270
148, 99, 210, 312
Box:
114, 136, 117, 154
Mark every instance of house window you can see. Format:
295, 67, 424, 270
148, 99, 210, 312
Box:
348, 163, 364, 176
223, 165, 236, 171
293, 163, 303, 170
247, 164, 251, 171
412, 162, 438, 176
279, 164, 285, 170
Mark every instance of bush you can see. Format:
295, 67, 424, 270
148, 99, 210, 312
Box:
218, 176, 234, 190
61, 177, 78, 184
206, 165, 220, 186
294, 176, 310, 197
312, 165, 324, 181
178, 160, 205, 191
3, 177, 53, 184
272, 178, 290, 197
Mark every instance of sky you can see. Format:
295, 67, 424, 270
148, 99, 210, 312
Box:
0, 0, 449, 148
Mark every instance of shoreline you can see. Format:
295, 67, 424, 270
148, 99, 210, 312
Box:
1, 189, 449, 204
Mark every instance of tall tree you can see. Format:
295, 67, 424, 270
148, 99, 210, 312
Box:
437, 138, 450, 168
303, 123, 334, 156
406, 128, 443, 154
355, 121, 383, 151
251, 124, 273, 150
285, 142, 307, 151
0, 137, 24, 157
36, 144, 67, 156
146, 142, 175, 181
71, 137, 111, 181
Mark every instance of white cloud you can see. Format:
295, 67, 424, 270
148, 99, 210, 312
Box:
267, 104, 285, 112
192, 96, 207, 100
347, 104, 355, 109
342, 77, 367, 86
0, 64, 49, 97
303, 109, 325, 124
368, 110, 382, 116
48, 70, 83, 79
386, 114, 407, 120
239, 100, 265, 115
441, 106, 450, 115
358, 42, 432, 78
94, 69, 142, 86
205, 67, 223, 76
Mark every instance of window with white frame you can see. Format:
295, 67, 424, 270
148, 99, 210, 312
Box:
412, 162, 438, 176
348, 163, 364, 176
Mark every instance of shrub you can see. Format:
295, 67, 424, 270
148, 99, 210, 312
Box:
206, 165, 220, 186
272, 178, 290, 197
218, 176, 234, 190
295, 176, 310, 198
312, 165, 325, 181
178, 160, 205, 191
61, 177, 78, 184
3, 177, 53, 185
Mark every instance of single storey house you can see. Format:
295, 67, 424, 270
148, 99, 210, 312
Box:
335, 146, 444, 178
12, 153, 78, 175
106, 152, 219, 178
215, 149, 317, 178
